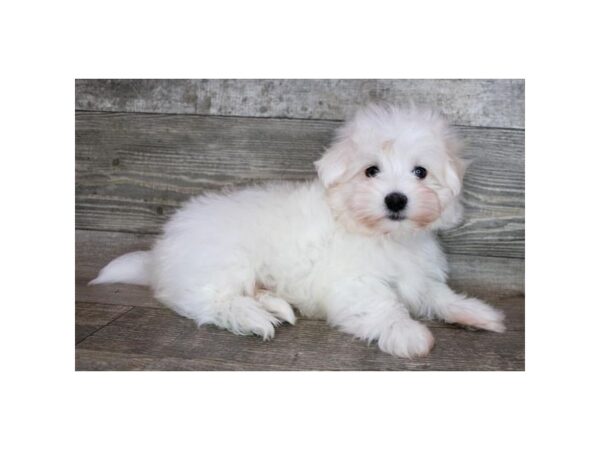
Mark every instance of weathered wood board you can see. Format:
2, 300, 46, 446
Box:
75, 302, 132, 344
75, 79, 525, 129
76, 302, 524, 371
76, 112, 524, 258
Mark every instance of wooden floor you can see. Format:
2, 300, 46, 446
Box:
76, 296, 524, 371
75, 80, 525, 370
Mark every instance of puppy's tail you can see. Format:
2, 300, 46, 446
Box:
88, 251, 152, 286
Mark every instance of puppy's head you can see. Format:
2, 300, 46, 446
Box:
315, 104, 466, 235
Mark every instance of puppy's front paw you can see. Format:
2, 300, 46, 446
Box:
378, 321, 434, 358
446, 298, 506, 333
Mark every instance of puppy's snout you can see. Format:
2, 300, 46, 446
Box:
385, 192, 408, 212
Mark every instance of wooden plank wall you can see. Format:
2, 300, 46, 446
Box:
76, 79, 525, 264
76, 113, 524, 259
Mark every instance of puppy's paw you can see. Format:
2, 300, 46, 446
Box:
226, 296, 281, 340
257, 293, 296, 325
446, 298, 506, 333
378, 321, 435, 358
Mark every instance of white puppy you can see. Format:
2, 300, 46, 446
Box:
91, 104, 505, 358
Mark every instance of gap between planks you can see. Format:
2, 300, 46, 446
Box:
74, 108, 526, 132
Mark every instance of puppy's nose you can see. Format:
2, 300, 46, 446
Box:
385, 192, 408, 212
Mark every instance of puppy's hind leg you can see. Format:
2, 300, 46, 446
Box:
157, 285, 283, 340
153, 243, 285, 339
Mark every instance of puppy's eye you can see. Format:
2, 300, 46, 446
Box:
365, 165, 380, 178
413, 166, 427, 179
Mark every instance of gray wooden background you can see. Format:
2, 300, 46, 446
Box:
75, 79, 525, 370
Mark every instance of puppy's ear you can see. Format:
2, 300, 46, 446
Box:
435, 133, 469, 230
441, 127, 468, 197
444, 153, 468, 197
314, 139, 355, 188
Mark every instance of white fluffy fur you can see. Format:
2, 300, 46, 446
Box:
90, 104, 505, 358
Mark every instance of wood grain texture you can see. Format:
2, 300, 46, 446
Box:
75, 79, 525, 129
76, 229, 524, 307
76, 304, 524, 371
76, 112, 524, 258
75, 302, 132, 344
